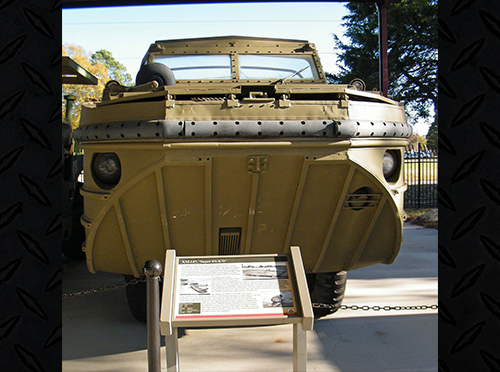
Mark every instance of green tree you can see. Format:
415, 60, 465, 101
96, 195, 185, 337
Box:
91, 49, 132, 86
426, 117, 438, 149
62, 44, 132, 128
408, 134, 427, 148
330, 0, 437, 138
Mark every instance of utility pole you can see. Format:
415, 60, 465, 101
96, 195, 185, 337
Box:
377, 0, 391, 97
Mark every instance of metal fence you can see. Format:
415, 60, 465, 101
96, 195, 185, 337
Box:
403, 143, 438, 209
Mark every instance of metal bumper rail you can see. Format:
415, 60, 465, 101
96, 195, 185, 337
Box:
74, 119, 412, 141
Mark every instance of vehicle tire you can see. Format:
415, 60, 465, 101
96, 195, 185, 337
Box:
307, 271, 347, 318
136, 62, 176, 87
62, 182, 86, 260
124, 275, 163, 322
62, 223, 85, 260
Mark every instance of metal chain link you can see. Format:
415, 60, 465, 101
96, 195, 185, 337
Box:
62, 277, 147, 299
313, 303, 438, 311
63, 280, 437, 312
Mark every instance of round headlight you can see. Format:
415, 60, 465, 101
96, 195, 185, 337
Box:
382, 151, 397, 178
93, 153, 121, 184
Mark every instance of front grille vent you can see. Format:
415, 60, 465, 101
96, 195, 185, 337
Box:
343, 187, 381, 211
218, 228, 242, 255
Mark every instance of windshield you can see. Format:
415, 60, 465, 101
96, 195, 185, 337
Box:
153, 55, 232, 80
239, 55, 318, 80
151, 54, 318, 81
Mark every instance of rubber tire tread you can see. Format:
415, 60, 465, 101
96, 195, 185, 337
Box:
308, 271, 347, 318
62, 182, 86, 260
136, 62, 176, 87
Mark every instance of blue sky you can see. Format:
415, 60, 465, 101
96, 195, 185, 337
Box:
62, 2, 349, 77
62, 2, 431, 135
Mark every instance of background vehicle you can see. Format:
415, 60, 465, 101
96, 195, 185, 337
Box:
62, 57, 97, 260
74, 36, 412, 320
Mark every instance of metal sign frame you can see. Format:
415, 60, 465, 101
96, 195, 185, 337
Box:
160, 246, 313, 371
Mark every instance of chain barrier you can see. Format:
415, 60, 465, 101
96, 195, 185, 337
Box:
62, 277, 147, 299
63, 280, 438, 312
313, 303, 438, 311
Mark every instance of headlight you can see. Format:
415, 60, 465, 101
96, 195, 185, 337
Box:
382, 151, 397, 179
92, 153, 121, 186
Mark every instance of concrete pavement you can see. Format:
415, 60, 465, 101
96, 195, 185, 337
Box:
62, 222, 437, 371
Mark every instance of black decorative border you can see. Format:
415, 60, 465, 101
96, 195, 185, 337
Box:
1, 0, 499, 370
0, 1, 62, 370
439, 0, 500, 370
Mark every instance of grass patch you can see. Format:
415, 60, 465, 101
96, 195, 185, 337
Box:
405, 208, 435, 219
404, 208, 438, 229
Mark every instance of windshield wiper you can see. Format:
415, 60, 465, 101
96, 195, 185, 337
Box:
272, 65, 310, 85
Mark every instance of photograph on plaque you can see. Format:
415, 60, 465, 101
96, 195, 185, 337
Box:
179, 278, 211, 295
242, 262, 288, 280
261, 290, 294, 308
174, 256, 298, 319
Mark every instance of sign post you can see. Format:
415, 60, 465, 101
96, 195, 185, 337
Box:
160, 246, 313, 371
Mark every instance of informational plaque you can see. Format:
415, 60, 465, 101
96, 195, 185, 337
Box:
160, 247, 313, 372
174, 255, 298, 320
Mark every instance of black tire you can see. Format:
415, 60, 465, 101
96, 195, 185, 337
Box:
62, 223, 85, 260
124, 275, 163, 322
307, 271, 347, 318
62, 182, 86, 260
136, 62, 176, 87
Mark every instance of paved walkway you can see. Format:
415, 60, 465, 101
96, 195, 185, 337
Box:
62, 223, 437, 372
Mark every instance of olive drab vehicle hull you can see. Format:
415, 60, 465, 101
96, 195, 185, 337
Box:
75, 36, 411, 280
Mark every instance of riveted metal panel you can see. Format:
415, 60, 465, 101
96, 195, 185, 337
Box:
186, 120, 334, 138
334, 120, 412, 138
75, 120, 184, 141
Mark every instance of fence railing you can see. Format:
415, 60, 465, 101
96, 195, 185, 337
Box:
403, 143, 438, 209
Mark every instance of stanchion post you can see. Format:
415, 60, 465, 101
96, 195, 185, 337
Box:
293, 322, 307, 372
144, 259, 163, 372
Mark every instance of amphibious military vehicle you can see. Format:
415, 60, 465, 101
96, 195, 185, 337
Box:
74, 36, 411, 319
